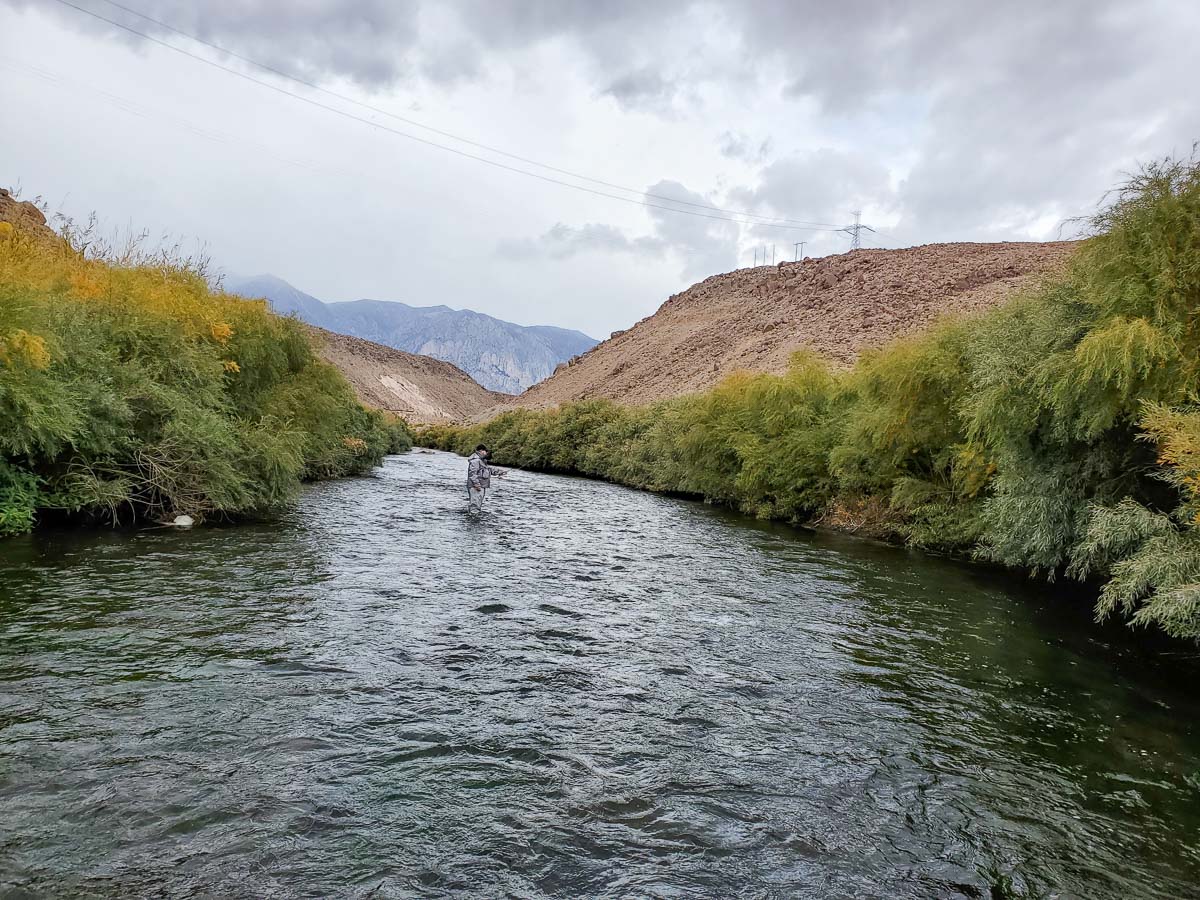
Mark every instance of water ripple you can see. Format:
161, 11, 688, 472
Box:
1, 451, 1199, 898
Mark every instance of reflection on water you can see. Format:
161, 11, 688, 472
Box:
1, 450, 1198, 898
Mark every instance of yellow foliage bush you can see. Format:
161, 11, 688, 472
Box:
0, 224, 259, 346
1141, 404, 1200, 518
0, 330, 50, 370
0, 216, 394, 535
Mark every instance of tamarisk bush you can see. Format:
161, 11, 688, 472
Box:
419, 155, 1200, 639
0, 211, 397, 534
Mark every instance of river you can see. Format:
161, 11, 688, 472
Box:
1, 450, 1198, 898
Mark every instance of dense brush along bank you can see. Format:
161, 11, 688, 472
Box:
0, 208, 411, 536
420, 157, 1200, 642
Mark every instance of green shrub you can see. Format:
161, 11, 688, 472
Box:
415, 154, 1200, 640
0, 218, 392, 532
383, 416, 415, 454
0, 458, 38, 536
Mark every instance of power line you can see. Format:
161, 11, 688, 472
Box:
52, 0, 845, 233
100, 0, 840, 229
4, 56, 348, 180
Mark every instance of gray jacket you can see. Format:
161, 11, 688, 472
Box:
467, 452, 491, 491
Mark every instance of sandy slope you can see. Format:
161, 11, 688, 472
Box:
307, 325, 508, 423
501, 241, 1077, 411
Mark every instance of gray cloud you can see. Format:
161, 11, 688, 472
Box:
889, 9, 1200, 242
24, 1, 1159, 103
498, 180, 738, 279
735, 150, 894, 221
28, 0, 1193, 242
718, 131, 772, 163
643, 180, 740, 278
11, 0, 689, 88
603, 68, 679, 113
10, 0, 425, 86
497, 222, 666, 260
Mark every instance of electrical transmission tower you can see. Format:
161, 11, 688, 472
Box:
841, 211, 875, 250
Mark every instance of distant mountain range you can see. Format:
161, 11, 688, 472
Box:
225, 274, 597, 393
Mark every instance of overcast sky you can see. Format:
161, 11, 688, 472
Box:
3, 0, 1198, 337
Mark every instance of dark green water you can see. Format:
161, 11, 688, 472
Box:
1, 450, 1198, 898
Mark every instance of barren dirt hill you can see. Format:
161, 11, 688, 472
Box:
0, 189, 54, 239
504, 241, 1077, 411
307, 326, 508, 423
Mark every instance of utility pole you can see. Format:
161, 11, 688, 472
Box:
841, 210, 875, 250
771, 244, 776, 265
793, 241, 806, 261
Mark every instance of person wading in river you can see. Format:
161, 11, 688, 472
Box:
466, 444, 492, 513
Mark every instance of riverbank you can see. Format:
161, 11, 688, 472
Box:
0, 206, 411, 536
418, 157, 1200, 641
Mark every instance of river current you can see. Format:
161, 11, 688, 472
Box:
1, 450, 1198, 898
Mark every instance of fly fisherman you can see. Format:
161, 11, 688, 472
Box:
466, 444, 492, 513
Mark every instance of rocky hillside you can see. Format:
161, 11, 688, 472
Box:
307, 326, 507, 423
227, 274, 596, 393
502, 241, 1078, 411
0, 189, 53, 239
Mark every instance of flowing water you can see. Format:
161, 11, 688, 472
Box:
2, 450, 1199, 898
